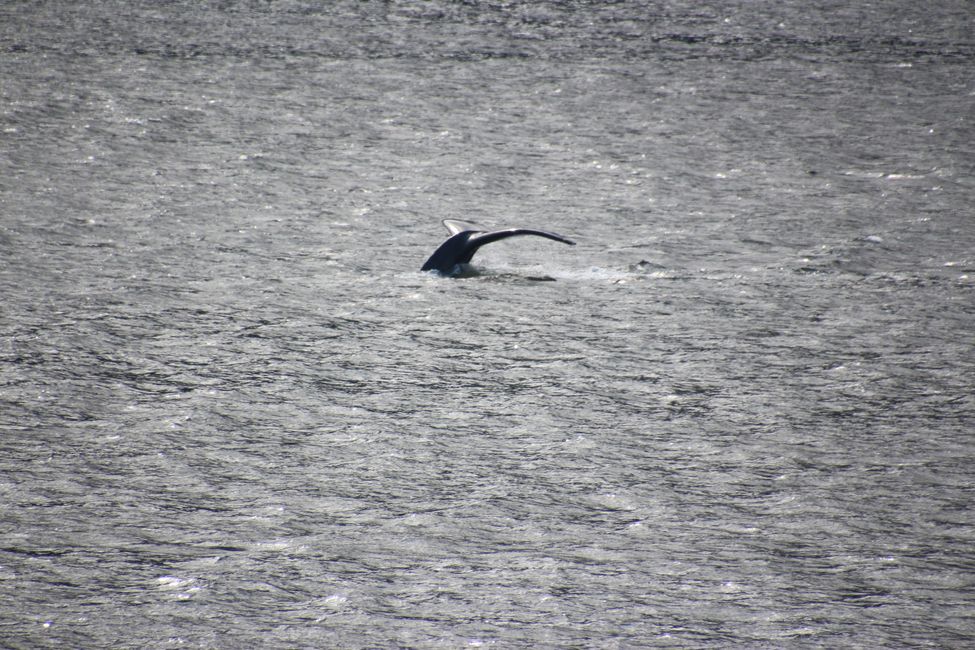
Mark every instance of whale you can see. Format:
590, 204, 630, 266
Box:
421, 219, 575, 274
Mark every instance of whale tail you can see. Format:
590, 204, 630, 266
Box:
442, 219, 481, 236
421, 220, 575, 274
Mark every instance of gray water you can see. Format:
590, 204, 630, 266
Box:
2, 2, 974, 648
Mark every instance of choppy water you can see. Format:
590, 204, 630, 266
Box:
2, 2, 974, 648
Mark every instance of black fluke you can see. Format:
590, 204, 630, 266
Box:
421, 219, 575, 274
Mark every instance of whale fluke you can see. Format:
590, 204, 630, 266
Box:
421, 220, 575, 274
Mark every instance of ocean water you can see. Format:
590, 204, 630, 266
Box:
1, 2, 973, 647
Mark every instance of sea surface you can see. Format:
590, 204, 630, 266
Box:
1, 2, 973, 648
